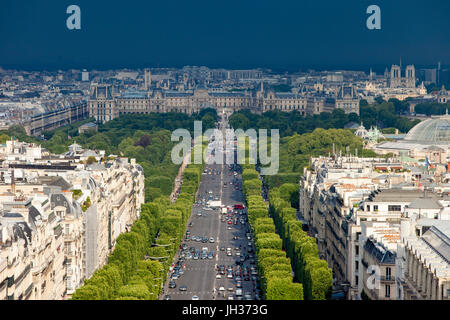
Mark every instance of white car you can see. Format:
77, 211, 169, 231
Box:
216, 274, 222, 279
209, 237, 215, 243
192, 295, 199, 300
219, 287, 225, 291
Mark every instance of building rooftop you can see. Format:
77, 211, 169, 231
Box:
407, 197, 443, 210
364, 236, 397, 264
404, 114, 450, 143
36, 176, 72, 190
405, 221, 450, 277
368, 189, 436, 202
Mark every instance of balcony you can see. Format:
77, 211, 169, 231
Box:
379, 276, 394, 282
0, 259, 6, 273
24, 283, 34, 299
48, 212, 56, 223
7, 256, 17, 268
15, 264, 31, 287
65, 250, 76, 257
54, 224, 63, 238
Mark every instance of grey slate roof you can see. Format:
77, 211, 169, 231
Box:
408, 197, 443, 210
37, 176, 72, 190
364, 238, 396, 264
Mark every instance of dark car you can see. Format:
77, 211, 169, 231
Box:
169, 281, 177, 288
163, 295, 171, 300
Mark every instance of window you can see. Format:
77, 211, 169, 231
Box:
386, 267, 391, 280
355, 261, 359, 271
388, 205, 401, 212
65, 243, 70, 255
366, 205, 370, 211
355, 245, 359, 255
385, 285, 390, 298
374, 205, 378, 212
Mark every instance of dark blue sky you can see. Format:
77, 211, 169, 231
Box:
1, 0, 450, 72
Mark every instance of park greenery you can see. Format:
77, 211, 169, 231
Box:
229, 99, 419, 138
242, 153, 332, 300
414, 101, 450, 116
258, 128, 379, 189
268, 185, 333, 300
241, 165, 303, 300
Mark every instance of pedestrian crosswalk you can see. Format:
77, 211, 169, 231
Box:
170, 291, 210, 295
184, 267, 214, 271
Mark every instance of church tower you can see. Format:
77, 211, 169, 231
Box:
144, 69, 152, 91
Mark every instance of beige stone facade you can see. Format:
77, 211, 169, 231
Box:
89, 83, 359, 123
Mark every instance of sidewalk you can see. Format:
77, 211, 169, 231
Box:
170, 149, 191, 203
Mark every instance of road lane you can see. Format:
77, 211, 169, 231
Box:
162, 115, 261, 301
